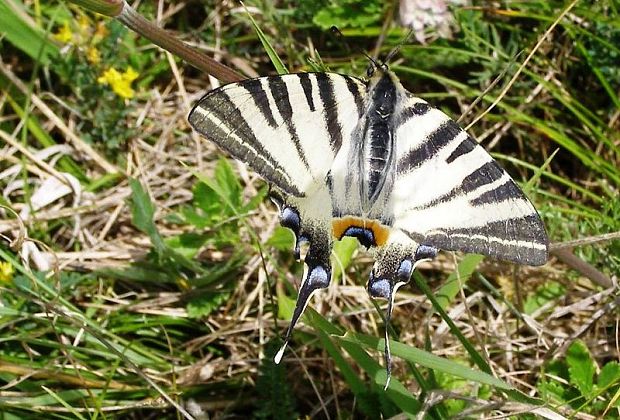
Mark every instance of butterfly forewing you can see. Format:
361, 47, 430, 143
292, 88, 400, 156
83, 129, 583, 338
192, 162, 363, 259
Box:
391, 95, 548, 265
189, 73, 366, 197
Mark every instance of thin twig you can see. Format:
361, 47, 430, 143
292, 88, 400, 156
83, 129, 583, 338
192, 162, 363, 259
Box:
116, 2, 243, 83
550, 231, 620, 250
551, 248, 613, 289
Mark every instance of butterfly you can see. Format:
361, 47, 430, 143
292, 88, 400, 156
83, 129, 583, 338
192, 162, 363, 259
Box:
188, 63, 548, 387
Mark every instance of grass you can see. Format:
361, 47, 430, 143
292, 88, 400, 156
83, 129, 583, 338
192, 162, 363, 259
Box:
0, 0, 619, 418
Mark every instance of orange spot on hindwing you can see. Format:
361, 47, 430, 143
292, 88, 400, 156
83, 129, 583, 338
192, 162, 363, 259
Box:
332, 217, 390, 247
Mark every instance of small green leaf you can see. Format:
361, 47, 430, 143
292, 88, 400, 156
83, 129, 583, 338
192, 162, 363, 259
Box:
129, 178, 165, 253
567, 340, 596, 398
213, 159, 242, 209
255, 339, 299, 419
267, 226, 295, 251
331, 237, 358, 281
434, 254, 484, 310
192, 159, 242, 216
165, 233, 208, 259
312, 0, 383, 30
186, 292, 230, 319
538, 380, 569, 404
277, 288, 295, 321
129, 178, 203, 273
598, 361, 620, 389
524, 281, 565, 315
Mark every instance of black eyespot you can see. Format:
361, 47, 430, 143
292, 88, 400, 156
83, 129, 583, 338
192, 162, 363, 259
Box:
341, 226, 376, 248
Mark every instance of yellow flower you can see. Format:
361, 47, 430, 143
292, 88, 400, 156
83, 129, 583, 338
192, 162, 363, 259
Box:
0, 261, 14, 283
97, 67, 139, 99
94, 21, 109, 40
78, 14, 91, 35
53, 22, 73, 44
86, 46, 101, 64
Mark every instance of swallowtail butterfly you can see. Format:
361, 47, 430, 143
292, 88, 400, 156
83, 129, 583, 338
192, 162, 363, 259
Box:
188, 64, 548, 386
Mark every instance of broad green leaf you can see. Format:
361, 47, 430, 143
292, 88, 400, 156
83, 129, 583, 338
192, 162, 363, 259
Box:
277, 288, 295, 321
128, 178, 202, 273
567, 340, 596, 398
165, 233, 209, 259
187, 292, 231, 318
213, 158, 242, 210
129, 178, 165, 253
192, 160, 242, 216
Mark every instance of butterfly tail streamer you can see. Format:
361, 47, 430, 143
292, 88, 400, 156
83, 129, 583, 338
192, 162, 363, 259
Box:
383, 287, 395, 390
275, 257, 332, 364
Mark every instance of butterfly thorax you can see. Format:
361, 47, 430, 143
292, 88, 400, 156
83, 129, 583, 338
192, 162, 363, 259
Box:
348, 70, 402, 220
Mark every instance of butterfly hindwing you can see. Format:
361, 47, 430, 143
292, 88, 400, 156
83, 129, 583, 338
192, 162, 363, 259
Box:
391, 94, 548, 265
189, 73, 366, 197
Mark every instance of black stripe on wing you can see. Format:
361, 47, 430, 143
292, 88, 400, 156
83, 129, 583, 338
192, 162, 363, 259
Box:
446, 135, 476, 163
267, 76, 311, 170
397, 120, 462, 173
469, 179, 524, 206
189, 91, 303, 196
241, 79, 278, 128
315, 73, 344, 152
344, 76, 365, 116
408, 153, 519, 212
409, 214, 548, 265
298, 73, 316, 112
394, 102, 430, 129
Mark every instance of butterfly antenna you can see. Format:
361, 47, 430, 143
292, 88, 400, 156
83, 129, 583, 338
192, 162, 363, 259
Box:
363, 52, 380, 69
330, 26, 352, 55
331, 25, 381, 74
384, 28, 415, 65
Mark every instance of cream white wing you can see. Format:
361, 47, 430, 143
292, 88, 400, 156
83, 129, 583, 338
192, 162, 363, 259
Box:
390, 95, 548, 265
189, 73, 366, 197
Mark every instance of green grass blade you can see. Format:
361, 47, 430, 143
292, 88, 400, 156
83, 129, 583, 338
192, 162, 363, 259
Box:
0, 0, 59, 65
242, 2, 288, 75
305, 308, 422, 415
338, 331, 512, 391
413, 271, 492, 374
